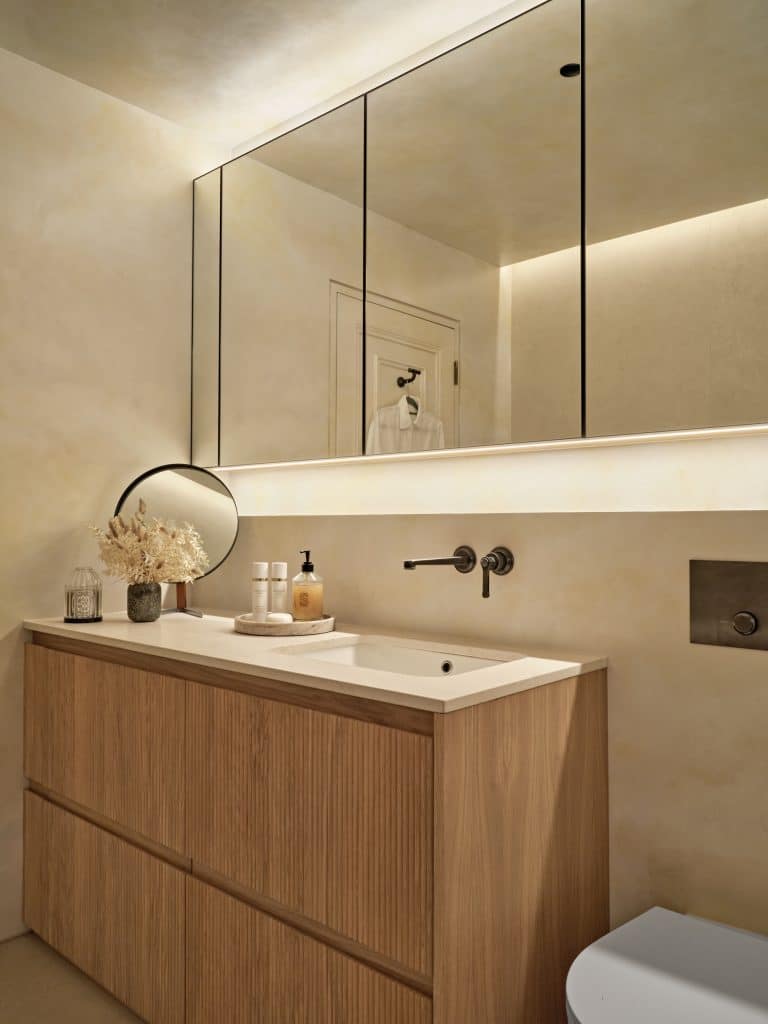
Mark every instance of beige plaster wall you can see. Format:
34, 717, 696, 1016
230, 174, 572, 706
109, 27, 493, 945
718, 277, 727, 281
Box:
198, 510, 768, 937
0, 48, 219, 940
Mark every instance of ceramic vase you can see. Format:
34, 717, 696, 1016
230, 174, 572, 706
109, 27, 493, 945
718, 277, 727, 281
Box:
127, 582, 161, 623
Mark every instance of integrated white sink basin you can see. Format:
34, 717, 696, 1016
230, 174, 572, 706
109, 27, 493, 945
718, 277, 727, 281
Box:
281, 635, 517, 677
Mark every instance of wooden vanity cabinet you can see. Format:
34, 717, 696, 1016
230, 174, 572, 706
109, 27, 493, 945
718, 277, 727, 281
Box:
23, 635, 609, 1024
24, 790, 185, 1024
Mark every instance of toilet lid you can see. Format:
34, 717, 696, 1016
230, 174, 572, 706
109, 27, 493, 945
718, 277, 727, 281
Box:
567, 907, 768, 1024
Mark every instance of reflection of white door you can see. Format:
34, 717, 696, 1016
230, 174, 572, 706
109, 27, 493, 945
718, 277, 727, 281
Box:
330, 282, 459, 456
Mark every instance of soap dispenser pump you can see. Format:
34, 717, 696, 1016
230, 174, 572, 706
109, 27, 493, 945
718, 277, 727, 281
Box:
292, 550, 324, 621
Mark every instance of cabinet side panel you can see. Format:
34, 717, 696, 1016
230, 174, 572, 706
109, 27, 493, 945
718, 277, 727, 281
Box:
187, 682, 433, 975
24, 791, 185, 1024
187, 876, 432, 1024
433, 670, 609, 1024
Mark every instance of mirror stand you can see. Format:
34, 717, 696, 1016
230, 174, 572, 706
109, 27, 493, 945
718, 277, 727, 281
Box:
161, 581, 204, 618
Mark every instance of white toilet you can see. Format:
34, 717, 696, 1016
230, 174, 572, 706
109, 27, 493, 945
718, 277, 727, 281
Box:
567, 907, 768, 1023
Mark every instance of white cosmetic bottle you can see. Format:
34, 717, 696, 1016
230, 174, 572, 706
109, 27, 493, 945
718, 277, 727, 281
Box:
270, 562, 289, 616
251, 562, 269, 622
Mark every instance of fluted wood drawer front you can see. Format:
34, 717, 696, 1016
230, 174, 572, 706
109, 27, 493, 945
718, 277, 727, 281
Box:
24, 644, 186, 852
24, 791, 185, 1024
187, 876, 432, 1024
187, 682, 433, 976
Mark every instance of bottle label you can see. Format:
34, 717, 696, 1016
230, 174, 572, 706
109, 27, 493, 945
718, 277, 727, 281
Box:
293, 585, 323, 621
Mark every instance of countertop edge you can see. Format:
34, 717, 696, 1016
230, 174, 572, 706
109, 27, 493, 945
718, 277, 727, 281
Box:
23, 617, 607, 714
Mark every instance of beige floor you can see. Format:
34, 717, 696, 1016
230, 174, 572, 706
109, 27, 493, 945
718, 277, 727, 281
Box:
0, 933, 140, 1022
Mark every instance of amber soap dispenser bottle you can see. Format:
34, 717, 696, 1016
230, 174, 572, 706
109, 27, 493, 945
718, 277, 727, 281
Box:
292, 550, 324, 621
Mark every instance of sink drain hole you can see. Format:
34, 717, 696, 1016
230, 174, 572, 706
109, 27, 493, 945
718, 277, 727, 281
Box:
441, 661, 454, 674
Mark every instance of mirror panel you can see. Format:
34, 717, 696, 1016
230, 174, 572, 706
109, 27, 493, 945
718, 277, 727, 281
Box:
116, 466, 238, 577
192, 168, 221, 468
586, 0, 768, 436
219, 99, 364, 466
365, 0, 581, 454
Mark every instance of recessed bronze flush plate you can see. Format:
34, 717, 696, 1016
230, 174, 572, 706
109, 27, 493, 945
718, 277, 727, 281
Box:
690, 560, 768, 650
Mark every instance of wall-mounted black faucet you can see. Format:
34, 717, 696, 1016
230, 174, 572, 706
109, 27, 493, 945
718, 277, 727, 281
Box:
403, 544, 514, 597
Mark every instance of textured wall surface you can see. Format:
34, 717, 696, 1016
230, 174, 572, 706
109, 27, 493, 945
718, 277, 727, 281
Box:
0, 47, 218, 940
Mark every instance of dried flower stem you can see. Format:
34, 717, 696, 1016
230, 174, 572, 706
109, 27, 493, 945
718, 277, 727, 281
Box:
91, 498, 209, 584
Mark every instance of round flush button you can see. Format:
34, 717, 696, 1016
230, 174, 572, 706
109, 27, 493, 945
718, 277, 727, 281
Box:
732, 611, 758, 636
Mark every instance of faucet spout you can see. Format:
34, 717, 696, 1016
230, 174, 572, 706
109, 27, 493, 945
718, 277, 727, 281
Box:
403, 546, 477, 574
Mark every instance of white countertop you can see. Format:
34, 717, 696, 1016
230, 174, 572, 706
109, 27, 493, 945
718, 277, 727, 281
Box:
23, 613, 606, 713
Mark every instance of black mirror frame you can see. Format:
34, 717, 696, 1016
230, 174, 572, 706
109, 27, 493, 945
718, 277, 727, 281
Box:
114, 462, 239, 579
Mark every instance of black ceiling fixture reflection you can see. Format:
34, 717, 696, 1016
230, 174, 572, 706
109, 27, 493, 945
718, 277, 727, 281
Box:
559, 62, 581, 77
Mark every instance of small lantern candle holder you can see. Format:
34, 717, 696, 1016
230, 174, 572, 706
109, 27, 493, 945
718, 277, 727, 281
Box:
65, 566, 103, 623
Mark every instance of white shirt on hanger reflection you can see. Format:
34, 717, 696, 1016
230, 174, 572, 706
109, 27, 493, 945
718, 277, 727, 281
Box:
366, 394, 446, 455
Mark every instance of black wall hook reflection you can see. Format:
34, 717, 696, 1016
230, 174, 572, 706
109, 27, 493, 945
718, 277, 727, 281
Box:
397, 367, 422, 388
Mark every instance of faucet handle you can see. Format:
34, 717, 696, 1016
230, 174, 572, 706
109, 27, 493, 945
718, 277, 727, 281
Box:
480, 546, 514, 598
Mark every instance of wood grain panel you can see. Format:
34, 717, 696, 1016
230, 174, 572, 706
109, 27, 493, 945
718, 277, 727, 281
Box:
187, 682, 433, 976
24, 791, 185, 1024
192, 862, 431, 995
33, 631, 433, 735
24, 642, 75, 793
187, 876, 432, 1024
433, 669, 609, 1024
28, 782, 191, 872
24, 643, 186, 852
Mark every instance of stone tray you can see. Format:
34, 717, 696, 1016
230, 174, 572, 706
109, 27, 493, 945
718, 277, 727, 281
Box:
233, 613, 335, 637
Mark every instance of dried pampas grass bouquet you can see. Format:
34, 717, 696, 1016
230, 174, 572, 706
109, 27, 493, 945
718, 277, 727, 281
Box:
91, 498, 209, 621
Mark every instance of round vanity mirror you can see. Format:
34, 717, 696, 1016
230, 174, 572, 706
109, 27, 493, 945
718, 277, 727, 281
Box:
115, 464, 238, 615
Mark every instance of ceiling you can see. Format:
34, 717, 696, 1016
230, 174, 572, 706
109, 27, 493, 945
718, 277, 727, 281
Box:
0, 0, 524, 148
4, 0, 766, 264
248, 0, 768, 265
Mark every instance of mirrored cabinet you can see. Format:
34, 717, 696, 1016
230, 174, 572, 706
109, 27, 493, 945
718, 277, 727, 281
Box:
586, 0, 768, 437
193, 0, 768, 467
366, 0, 580, 453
